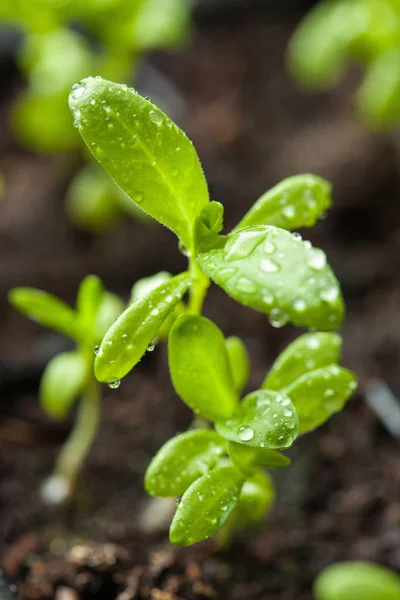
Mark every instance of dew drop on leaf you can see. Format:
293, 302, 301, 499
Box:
94, 345, 100, 355
108, 380, 121, 389
70, 81, 87, 99
269, 308, 288, 328
308, 249, 326, 270
149, 110, 163, 125
238, 426, 255, 441
260, 258, 280, 273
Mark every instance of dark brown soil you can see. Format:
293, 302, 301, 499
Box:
1, 7, 400, 600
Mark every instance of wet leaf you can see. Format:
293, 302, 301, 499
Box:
234, 470, 275, 526
169, 315, 239, 421
198, 225, 344, 330
145, 429, 227, 497
216, 389, 299, 450
262, 332, 342, 391
225, 336, 250, 394
170, 464, 244, 546
228, 441, 290, 475
40, 351, 87, 419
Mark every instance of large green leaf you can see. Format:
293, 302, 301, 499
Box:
9, 287, 78, 339
314, 561, 400, 600
69, 77, 209, 249
40, 351, 87, 419
262, 332, 342, 391
216, 390, 299, 449
170, 464, 244, 546
95, 272, 190, 383
235, 175, 331, 231
228, 441, 290, 475
145, 430, 226, 497
169, 315, 239, 421
198, 225, 344, 330
225, 336, 250, 394
284, 365, 357, 433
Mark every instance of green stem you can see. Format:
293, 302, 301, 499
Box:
53, 374, 101, 495
188, 255, 210, 315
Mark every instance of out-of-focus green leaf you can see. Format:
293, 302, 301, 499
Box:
225, 336, 250, 394
228, 441, 290, 475
94, 291, 124, 341
76, 275, 103, 336
39, 350, 87, 419
234, 470, 275, 526
169, 315, 239, 421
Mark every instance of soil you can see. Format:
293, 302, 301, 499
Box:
1, 4, 400, 600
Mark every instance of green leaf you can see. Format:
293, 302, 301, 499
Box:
198, 225, 344, 330
145, 429, 227, 497
216, 389, 299, 449
130, 271, 172, 304
95, 272, 190, 383
169, 315, 239, 421
314, 562, 400, 600
94, 291, 124, 342
262, 332, 342, 391
9, 287, 78, 339
194, 201, 224, 252
235, 175, 331, 231
69, 77, 209, 249
228, 441, 290, 475
170, 464, 244, 546
133, 0, 191, 51
39, 351, 87, 419
234, 470, 275, 526
76, 275, 103, 336
284, 365, 357, 434
225, 336, 250, 394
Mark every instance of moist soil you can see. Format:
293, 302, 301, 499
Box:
1, 6, 400, 600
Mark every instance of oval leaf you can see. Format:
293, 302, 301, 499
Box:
228, 441, 290, 475
170, 464, 244, 546
262, 332, 342, 391
236, 175, 331, 231
216, 390, 299, 449
76, 275, 103, 336
9, 287, 78, 339
284, 365, 357, 434
40, 351, 87, 419
314, 562, 400, 600
95, 272, 190, 383
145, 429, 227, 497
225, 336, 250, 394
198, 225, 344, 330
234, 470, 275, 526
69, 77, 209, 249
169, 315, 239, 421
94, 292, 124, 342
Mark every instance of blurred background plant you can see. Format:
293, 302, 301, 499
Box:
288, 0, 400, 129
0, 0, 192, 231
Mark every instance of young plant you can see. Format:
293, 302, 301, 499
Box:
8, 276, 123, 504
288, 0, 400, 129
66, 76, 358, 545
314, 561, 400, 600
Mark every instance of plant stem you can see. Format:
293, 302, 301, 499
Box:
52, 374, 101, 496
188, 255, 210, 315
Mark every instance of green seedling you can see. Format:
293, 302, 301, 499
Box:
1, 0, 191, 230
314, 561, 400, 600
288, 0, 400, 128
66, 76, 358, 545
8, 276, 124, 503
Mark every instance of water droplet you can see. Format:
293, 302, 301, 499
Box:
324, 389, 334, 397
292, 232, 302, 241
147, 342, 155, 352
133, 192, 144, 204
260, 258, 279, 273
89, 98, 96, 106
178, 240, 190, 256
282, 204, 295, 220
150, 308, 160, 316
71, 81, 86, 99
308, 249, 326, 270
108, 380, 121, 389
236, 277, 257, 294
94, 345, 100, 354
283, 409, 293, 417
262, 291, 274, 305
264, 241, 276, 254
95, 75, 102, 81
238, 426, 254, 441
320, 286, 339, 302
282, 398, 291, 407
225, 230, 264, 261
149, 110, 163, 125
308, 336, 320, 349
293, 297, 306, 312
269, 308, 288, 328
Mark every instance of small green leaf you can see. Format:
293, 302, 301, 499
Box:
76, 275, 103, 336
40, 351, 87, 419
216, 390, 299, 449
94, 292, 124, 342
133, 0, 191, 51
9, 287, 78, 339
69, 77, 209, 249
225, 336, 250, 394
235, 175, 331, 231
228, 441, 290, 475
145, 429, 227, 497
234, 470, 275, 526
198, 225, 344, 330
194, 201, 224, 251
284, 365, 357, 434
314, 562, 400, 600
95, 272, 190, 383
262, 332, 342, 391
169, 315, 239, 421
170, 464, 244, 546
130, 271, 172, 304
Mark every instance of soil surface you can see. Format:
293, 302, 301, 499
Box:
1, 5, 400, 600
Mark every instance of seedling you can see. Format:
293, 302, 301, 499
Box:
314, 561, 400, 600
8, 276, 123, 504
65, 76, 358, 545
288, 0, 400, 128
